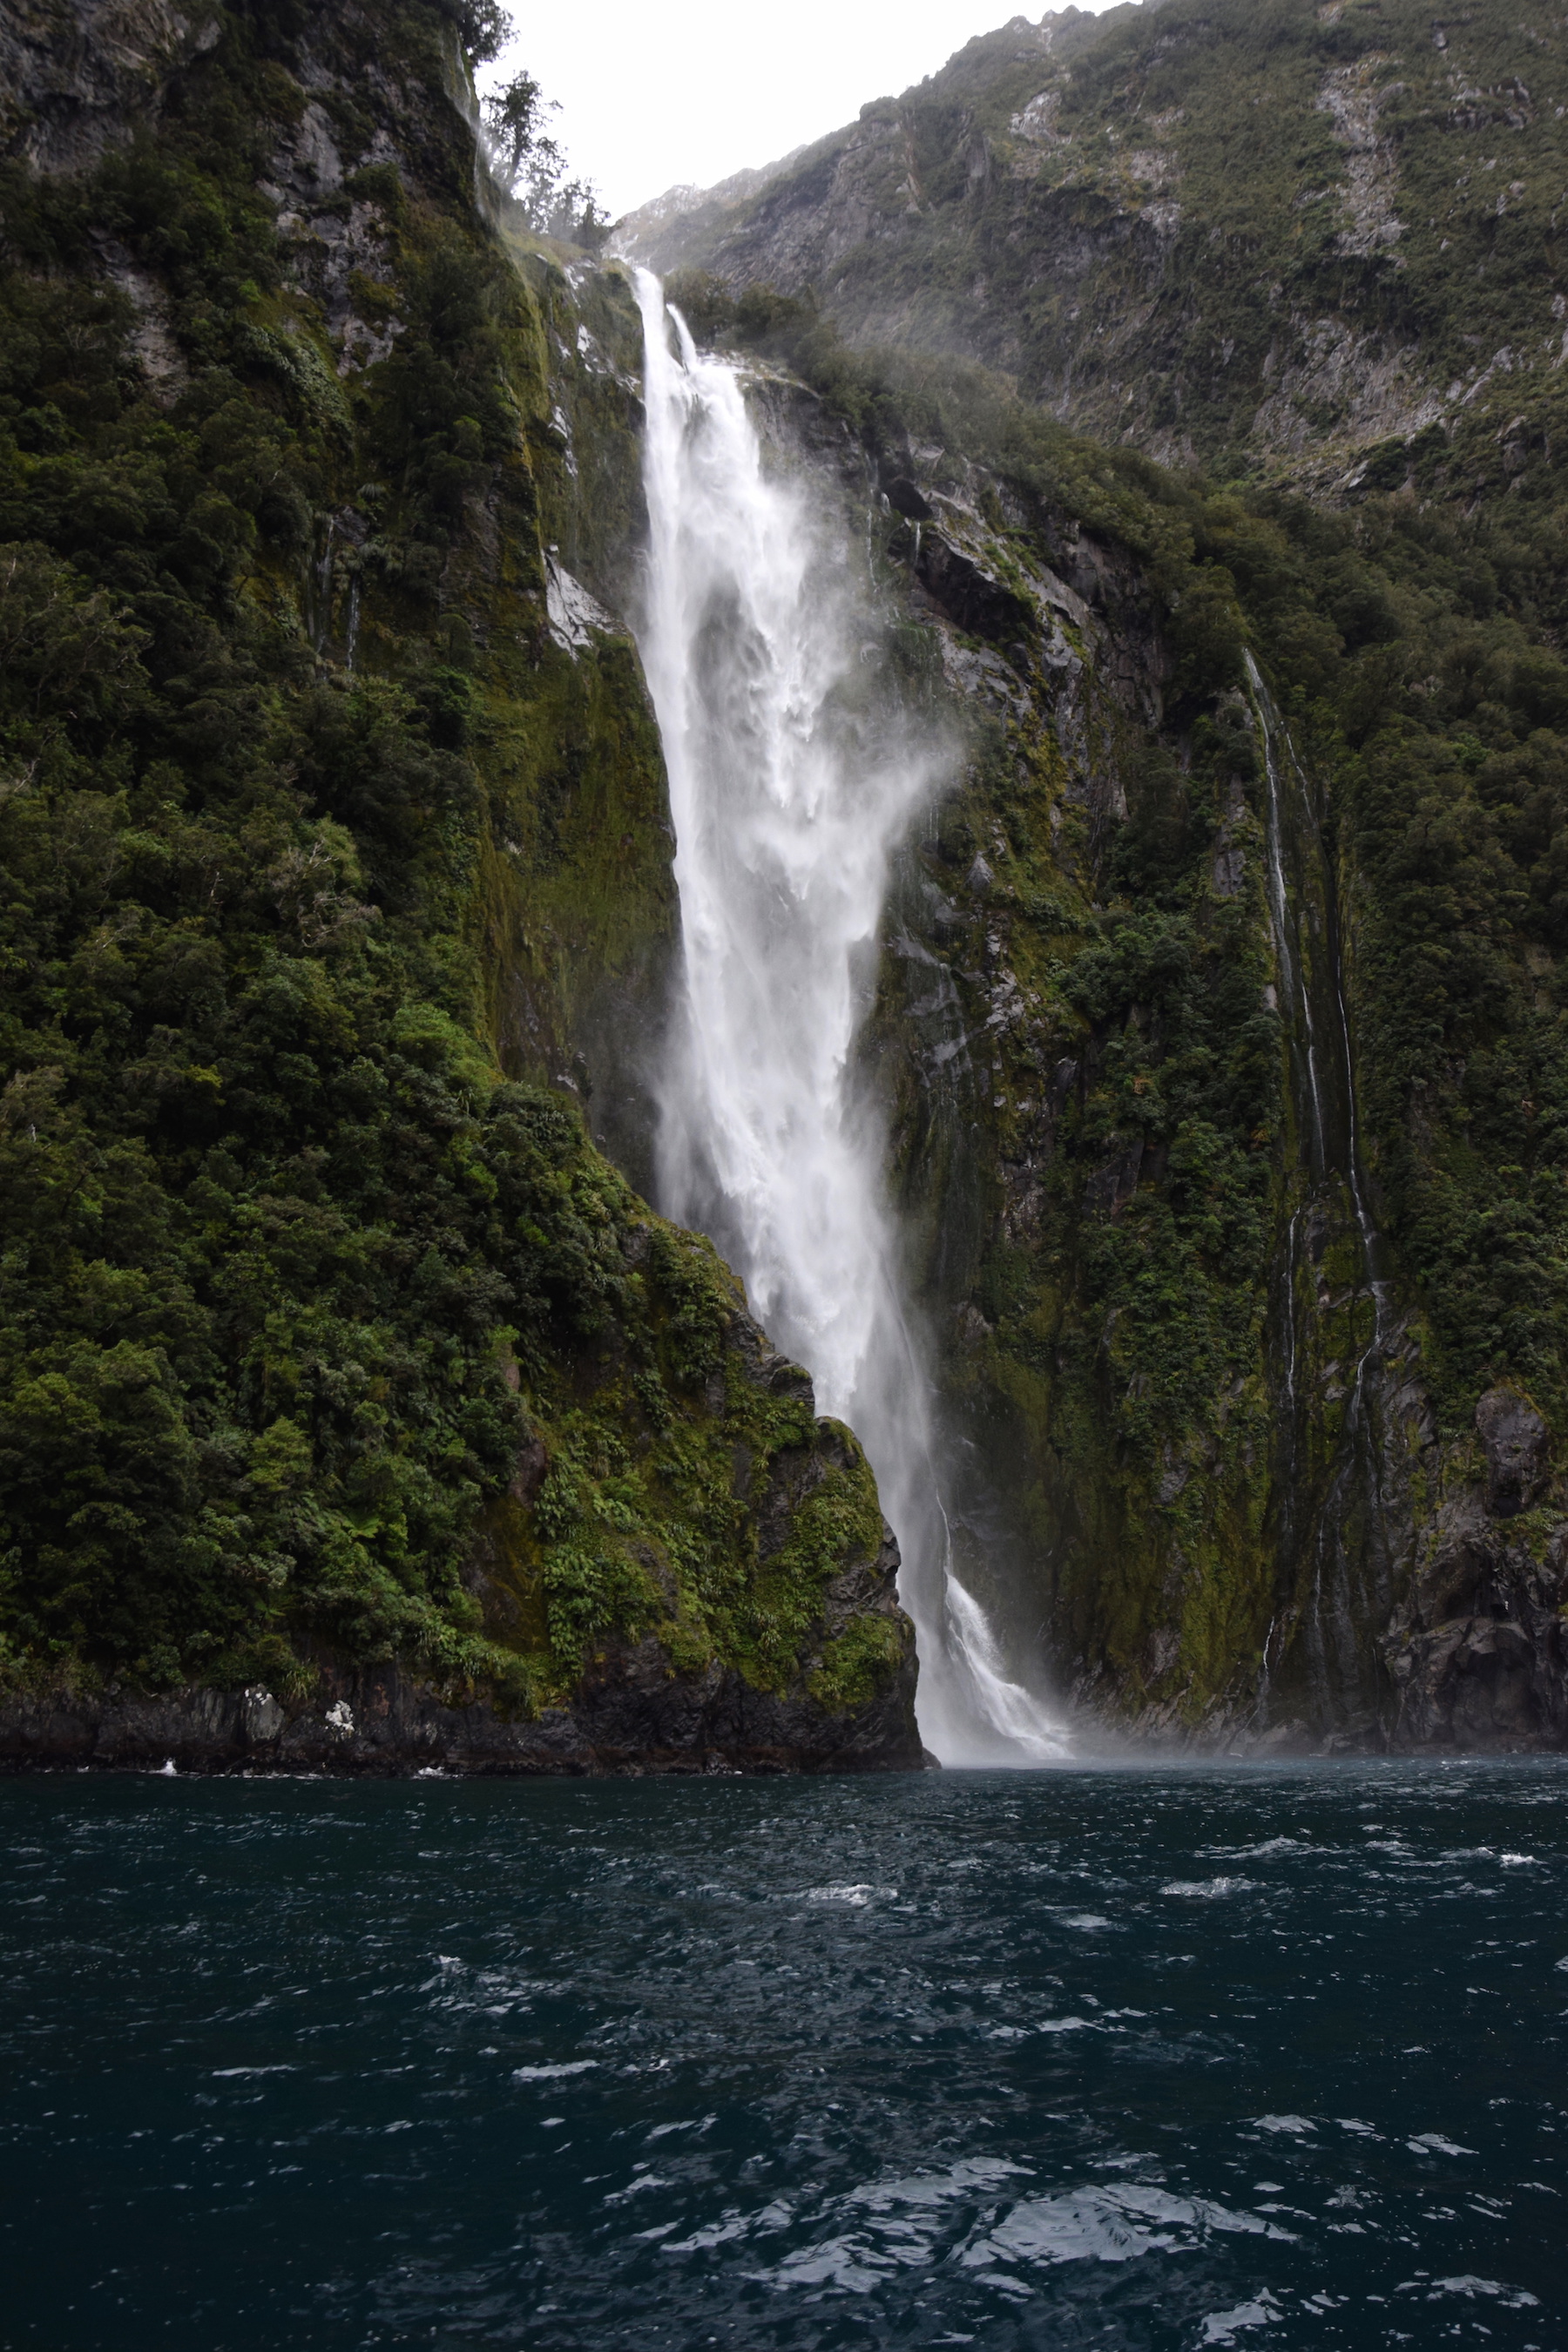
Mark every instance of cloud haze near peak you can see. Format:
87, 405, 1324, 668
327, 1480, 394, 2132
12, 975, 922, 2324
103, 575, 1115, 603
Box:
479, 1, 1128, 225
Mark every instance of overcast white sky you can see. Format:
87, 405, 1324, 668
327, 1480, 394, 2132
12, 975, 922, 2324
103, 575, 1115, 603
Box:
481, 2, 1126, 223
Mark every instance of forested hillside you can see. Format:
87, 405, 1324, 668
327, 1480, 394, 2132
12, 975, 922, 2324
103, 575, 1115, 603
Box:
3, 0, 1566, 1761
0, 0, 919, 1770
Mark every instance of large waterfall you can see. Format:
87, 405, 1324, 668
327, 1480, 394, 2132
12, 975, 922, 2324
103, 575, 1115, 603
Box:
632, 272, 1067, 1765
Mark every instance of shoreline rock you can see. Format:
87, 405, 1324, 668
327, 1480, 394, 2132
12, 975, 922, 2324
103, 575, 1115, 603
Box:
0, 1652, 926, 1778
0, 1632, 926, 1779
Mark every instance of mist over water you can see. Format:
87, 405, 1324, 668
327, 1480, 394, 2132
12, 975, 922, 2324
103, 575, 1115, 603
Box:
632, 272, 1065, 1765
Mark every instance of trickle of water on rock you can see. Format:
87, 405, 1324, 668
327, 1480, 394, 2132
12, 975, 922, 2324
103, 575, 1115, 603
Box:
1246, 651, 1397, 1722
633, 270, 1067, 1764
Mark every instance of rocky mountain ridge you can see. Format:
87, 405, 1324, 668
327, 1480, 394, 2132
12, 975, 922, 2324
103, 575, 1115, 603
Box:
619, 0, 1568, 497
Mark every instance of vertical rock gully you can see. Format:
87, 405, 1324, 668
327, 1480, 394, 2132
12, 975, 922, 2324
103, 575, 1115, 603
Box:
1247, 653, 1403, 1738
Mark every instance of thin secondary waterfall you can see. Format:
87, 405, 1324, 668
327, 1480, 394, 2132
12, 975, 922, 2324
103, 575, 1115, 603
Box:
1246, 651, 1396, 1720
632, 270, 1067, 1765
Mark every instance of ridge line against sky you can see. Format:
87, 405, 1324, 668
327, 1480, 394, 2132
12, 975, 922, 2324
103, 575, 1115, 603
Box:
479, 1, 1128, 226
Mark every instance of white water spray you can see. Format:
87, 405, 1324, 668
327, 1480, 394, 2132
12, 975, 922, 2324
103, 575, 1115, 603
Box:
632, 271, 1069, 1765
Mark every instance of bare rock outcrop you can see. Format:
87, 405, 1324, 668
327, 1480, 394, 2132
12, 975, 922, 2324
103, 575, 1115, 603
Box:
1382, 1481, 1568, 1752
1475, 1384, 1550, 1519
0, 0, 220, 174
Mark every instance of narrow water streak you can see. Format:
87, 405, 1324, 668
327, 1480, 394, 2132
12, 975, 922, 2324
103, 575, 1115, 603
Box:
632, 272, 1065, 1762
1246, 652, 1396, 1710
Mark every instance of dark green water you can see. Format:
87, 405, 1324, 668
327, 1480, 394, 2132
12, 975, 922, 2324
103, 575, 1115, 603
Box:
3, 1762, 1564, 2350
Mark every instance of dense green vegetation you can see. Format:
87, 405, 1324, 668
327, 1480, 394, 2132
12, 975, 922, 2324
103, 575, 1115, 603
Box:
5, 0, 1564, 1738
0, 0, 895, 1715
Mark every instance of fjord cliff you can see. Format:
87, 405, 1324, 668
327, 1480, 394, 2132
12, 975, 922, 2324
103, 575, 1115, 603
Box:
0, 0, 920, 1771
3, 0, 1565, 1764
627, 0, 1568, 1752
686, 299, 1568, 1754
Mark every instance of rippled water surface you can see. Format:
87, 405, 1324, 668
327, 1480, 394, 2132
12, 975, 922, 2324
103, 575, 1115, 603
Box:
3, 1762, 1565, 2350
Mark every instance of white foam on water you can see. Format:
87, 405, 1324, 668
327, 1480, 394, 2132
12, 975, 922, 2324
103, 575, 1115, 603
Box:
1398, 2276, 1539, 2307
851, 2157, 1027, 2213
801, 1884, 898, 1907
604, 2173, 670, 2203
958, 2182, 1291, 2274
733, 2159, 1034, 2292
1200, 2291, 1283, 2342
693, 2156, 1299, 2304
663, 2199, 793, 2255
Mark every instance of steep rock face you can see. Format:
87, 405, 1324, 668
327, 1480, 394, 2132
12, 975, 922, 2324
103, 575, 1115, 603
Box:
681, 303, 1568, 1752
0, 0, 920, 1771
0, 0, 225, 175
8, 0, 1566, 1763
622, 0, 1568, 491
1382, 1487, 1568, 1752
882, 461, 1568, 1752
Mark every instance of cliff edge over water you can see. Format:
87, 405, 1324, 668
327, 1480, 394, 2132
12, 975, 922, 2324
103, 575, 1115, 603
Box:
636, 41, 1568, 1754
0, 0, 920, 1773
4, 0, 1568, 1762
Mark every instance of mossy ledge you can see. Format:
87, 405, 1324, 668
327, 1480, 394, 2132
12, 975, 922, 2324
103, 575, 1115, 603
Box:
0, 1084, 923, 1774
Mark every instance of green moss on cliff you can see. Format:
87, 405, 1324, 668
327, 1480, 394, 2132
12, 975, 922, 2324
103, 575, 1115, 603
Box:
0, 0, 902, 1726
691, 272, 1568, 1728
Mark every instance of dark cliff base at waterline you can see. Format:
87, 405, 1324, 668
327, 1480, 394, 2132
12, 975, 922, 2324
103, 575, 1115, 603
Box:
0, 1635, 928, 1778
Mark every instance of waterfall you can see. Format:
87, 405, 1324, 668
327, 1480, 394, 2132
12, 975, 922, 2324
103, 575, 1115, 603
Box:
632, 270, 1069, 1765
